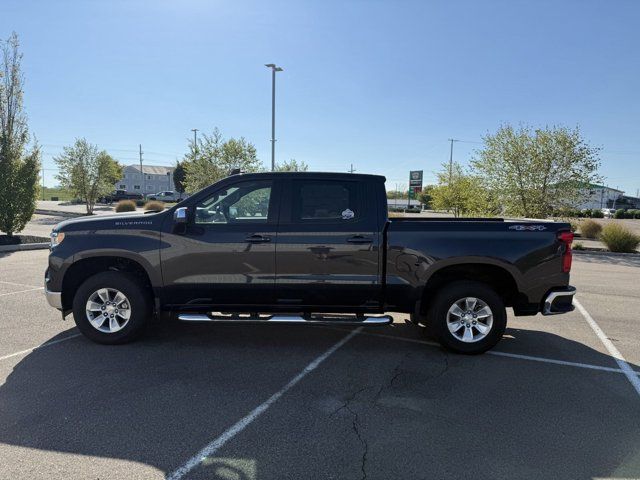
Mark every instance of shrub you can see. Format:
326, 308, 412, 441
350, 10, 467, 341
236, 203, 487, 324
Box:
115, 200, 136, 212
591, 209, 604, 218
579, 219, 602, 239
144, 200, 165, 212
613, 209, 626, 219
135, 200, 145, 207
628, 209, 640, 219
573, 241, 585, 250
599, 223, 640, 253
582, 209, 592, 218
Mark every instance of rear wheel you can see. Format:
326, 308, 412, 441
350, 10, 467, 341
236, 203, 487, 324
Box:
72, 271, 151, 344
426, 281, 506, 354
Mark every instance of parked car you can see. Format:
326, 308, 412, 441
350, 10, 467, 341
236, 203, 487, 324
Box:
148, 191, 182, 202
601, 208, 616, 218
100, 190, 143, 203
45, 172, 576, 354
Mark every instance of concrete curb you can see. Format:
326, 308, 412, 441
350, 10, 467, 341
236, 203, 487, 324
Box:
0, 242, 49, 253
573, 249, 639, 257
34, 209, 84, 218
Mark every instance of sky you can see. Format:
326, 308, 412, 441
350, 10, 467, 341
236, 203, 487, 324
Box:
2, 0, 639, 195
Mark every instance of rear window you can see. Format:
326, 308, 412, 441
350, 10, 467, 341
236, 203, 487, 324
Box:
292, 180, 359, 222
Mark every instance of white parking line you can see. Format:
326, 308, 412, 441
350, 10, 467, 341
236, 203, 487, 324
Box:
0, 287, 44, 297
166, 328, 362, 480
0, 333, 81, 362
0, 280, 41, 289
327, 328, 640, 377
575, 298, 640, 397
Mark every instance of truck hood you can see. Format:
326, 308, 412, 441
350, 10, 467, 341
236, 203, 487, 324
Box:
53, 211, 166, 232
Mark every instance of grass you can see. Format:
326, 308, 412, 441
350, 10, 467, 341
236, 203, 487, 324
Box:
40, 187, 75, 201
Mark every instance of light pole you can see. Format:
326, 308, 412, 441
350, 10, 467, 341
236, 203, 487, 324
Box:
191, 128, 199, 160
265, 63, 283, 171
447, 139, 459, 183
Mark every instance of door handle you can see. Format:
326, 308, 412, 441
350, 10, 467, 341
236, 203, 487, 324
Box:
347, 235, 372, 244
245, 234, 271, 243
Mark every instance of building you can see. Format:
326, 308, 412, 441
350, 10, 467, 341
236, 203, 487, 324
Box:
576, 184, 624, 210
115, 165, 175, 195
387, 198, 422, 211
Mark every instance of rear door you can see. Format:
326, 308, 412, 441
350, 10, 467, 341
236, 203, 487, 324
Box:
275, 177, 382, 309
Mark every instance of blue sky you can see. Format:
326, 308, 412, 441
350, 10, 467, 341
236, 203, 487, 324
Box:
2, 0, 639, 195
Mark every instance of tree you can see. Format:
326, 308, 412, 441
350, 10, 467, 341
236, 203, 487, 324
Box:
54, 139, 123, 214
173, 160, 186, 194
0, 33, 40, 237
471, 124, 601, 218
274, 159, 308, 172
430, 162, 497, 217
182, 128, 263, 193
418, 185, 435, 209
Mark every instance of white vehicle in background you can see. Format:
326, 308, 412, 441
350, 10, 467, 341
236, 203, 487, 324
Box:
148, 191, 182, 202
601, 208, 616, 218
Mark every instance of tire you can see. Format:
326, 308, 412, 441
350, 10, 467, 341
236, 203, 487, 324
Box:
426, 281, 506, 355
72, 271, 152, 344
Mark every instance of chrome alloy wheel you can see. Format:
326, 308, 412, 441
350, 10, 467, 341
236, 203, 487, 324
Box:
446, 297, 493, 343
85, 288, 131, 333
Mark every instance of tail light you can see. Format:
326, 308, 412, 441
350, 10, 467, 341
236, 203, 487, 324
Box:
558, 231, 574, 273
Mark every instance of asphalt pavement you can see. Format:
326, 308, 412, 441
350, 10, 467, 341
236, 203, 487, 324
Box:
0, 250, 639, 480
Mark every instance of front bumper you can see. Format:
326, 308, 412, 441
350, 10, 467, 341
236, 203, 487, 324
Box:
542, 286, 576, 315
44, 269, 62, 310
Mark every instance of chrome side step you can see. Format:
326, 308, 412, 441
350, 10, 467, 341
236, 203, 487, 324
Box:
177, 313, 393, 325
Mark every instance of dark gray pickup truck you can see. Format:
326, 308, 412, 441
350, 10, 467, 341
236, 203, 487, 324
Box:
45, 172, 575, 354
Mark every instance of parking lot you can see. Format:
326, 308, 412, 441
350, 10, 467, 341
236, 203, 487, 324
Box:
0, 249, 639, 480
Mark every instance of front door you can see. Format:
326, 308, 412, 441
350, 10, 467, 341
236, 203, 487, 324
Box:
275, 178, 382, 310
161, 179, 279, 309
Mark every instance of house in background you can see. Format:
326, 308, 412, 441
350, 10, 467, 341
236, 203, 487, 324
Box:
576, 184, 624, 210
115, 165, 175, 195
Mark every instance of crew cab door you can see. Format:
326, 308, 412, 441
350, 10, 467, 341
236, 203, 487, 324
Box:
160, 179, 280, 309
275, 178, 382, 309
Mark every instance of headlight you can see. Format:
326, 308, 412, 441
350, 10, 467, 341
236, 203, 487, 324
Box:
50, 231, 65, 248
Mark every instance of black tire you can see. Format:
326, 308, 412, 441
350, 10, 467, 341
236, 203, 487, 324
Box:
426, 281, 506, 355
72, 271, 152, 345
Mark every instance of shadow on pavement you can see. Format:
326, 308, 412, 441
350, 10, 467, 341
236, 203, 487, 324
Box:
0, 322, 639, 479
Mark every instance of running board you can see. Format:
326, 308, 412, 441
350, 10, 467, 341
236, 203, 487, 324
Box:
177, 313, 393, 325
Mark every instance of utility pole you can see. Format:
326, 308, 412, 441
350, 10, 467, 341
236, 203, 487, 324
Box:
448, 139, 459, 183
139, 144, 144, 197
265, 63, 283, 171
348, 164, 356, 173
41, 167, 45, 200
191, 128, 198, 160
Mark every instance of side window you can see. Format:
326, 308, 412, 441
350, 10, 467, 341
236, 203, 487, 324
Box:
195, 181, 272, 225
293, 180, 359, 222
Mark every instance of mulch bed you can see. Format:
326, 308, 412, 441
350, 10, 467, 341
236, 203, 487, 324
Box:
0, 234, 49, 246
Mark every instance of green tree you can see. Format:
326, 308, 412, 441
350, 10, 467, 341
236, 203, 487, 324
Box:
418, 185, 435, 209
274, 159, 309, 172
0, 33, 40, 237
472, 124, 601, 218
54, 139, 123, 214
431, 162, 497, 217
173, 160, 186, 194
182, 128, 263, 192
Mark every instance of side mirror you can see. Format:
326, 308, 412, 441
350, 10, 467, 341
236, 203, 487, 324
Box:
174, 207, 188, 224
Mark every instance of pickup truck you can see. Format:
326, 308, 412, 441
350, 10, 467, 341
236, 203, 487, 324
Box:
100, 189, 144, 203
45, 172, 576, 354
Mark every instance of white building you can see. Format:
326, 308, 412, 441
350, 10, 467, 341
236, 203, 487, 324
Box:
577, 184, 624, 210
115, 165, 175, 195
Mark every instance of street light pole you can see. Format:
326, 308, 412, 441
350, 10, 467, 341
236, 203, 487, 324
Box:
265, 63, 283, 171
447, 138, 459, 183
191, 128, 198, 160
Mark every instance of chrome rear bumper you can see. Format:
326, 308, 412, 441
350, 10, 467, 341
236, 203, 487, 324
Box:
542, 286, 576, 315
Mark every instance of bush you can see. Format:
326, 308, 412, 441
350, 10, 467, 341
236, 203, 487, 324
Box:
579, 219, 602, 239
599, 223, 640, 253
115, 200, 136, 212
628, 209, 640, 219
144, 200, 165, 212
591, 209, 604, 218
614, 209, 626, 219
135, 200, 145, 207
582, 209, 592, 218
573, 241, 585, 250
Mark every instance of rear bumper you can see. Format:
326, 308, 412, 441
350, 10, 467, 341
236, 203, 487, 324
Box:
542, 286, 576, 315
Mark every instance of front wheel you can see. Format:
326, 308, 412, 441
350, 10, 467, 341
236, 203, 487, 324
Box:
426, 281, 506, 354
72, 271, 152, 344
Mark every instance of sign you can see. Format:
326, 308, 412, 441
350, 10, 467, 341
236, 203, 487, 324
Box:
409, 170, 423, 192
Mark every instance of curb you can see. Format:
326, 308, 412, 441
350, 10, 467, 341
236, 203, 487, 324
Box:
573, 249, 639, 257
0, 242, 49, 253
35, 209, 84, 218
